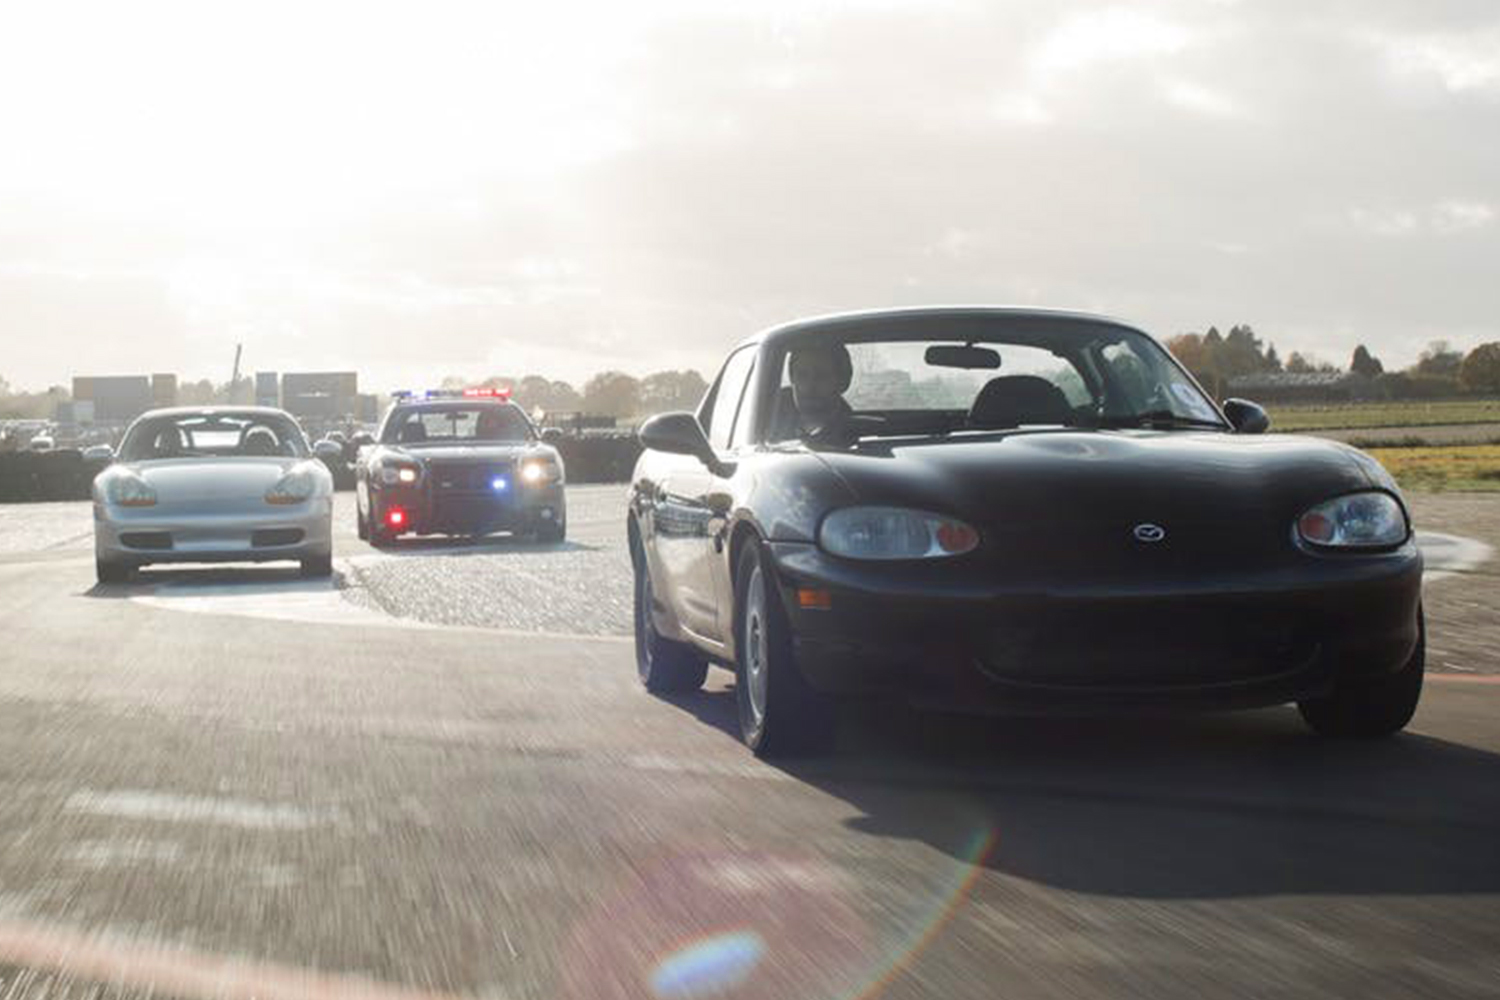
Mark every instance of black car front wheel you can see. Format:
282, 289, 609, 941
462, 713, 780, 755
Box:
633, 552, 707, 693
733, 542, 832, 757
356, 498, 370, 540
1299, 609, 1425, 738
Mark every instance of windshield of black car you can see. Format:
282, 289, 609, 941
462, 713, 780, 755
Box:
119, 413, 311, 461
381, 404, 533, 445
765, 326, 1224, 443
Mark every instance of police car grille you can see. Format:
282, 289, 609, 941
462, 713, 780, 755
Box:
429, 462, 512, 492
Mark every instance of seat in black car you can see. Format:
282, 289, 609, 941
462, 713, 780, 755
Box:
968, 375, 1072, 429
397, 420, 427, 444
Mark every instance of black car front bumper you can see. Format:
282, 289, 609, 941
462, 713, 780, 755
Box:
765, 541, 1423, 714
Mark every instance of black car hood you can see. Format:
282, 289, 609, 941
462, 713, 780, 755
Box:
807, 430, 1377, 566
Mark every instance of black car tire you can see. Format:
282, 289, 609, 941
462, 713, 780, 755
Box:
300, 552, 334, 578
96, 557, 134, 585
1299, 609, 1424, 738
733, 541, 833, 757
633, 548, 707, 693
356, 499, 370, 541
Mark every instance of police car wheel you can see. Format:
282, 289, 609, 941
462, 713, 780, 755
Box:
537, 515, 566, 543
633, 554, 707, 694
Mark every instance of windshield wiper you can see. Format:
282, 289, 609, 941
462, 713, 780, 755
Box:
1093, 410, 1226, 430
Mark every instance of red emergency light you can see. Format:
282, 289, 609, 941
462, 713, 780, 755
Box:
462, 386, 512, 399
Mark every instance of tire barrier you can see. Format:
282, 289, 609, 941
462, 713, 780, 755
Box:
556, 433, 643, 484
0, 450, 109, 502
1, 434, 646, 502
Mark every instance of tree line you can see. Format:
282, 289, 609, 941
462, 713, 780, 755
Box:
1166, 326, 1500, 400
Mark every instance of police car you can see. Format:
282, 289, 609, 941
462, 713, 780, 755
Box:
354, 388, 566, 544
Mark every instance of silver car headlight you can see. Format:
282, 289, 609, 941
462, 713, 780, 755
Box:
266, 463, 321, 505
819, 506, 979, 560
106, 472, 157, 508
1296, 491, 1408, 549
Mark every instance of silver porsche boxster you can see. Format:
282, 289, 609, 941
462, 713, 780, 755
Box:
92, 407, 334, 583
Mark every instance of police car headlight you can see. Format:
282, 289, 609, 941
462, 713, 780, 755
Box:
266, 463, 321, 505
379, 463, 419, 486
1296, 491, 1408, 549
819, 507, 979, 560
106, 472, 157, 508
521, 460, 558, 484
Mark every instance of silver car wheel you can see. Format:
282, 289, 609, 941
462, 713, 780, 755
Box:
744, 565, 770, 727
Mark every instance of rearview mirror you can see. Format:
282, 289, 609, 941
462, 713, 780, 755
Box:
638, 412, 730, 475
925, 344, 1001, 369
1222, 398, 1270, 435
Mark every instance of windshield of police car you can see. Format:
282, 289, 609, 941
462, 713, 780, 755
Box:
382, 404, 532, 445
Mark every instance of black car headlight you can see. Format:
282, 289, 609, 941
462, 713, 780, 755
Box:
1296, 491, 1408, 549
819, 506, 979, 560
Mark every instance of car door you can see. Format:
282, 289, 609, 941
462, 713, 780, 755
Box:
650, 346, 757, 645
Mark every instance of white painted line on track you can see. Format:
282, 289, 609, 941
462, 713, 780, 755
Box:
0, 917, 467, 1000
65, 789, 341, 830
1416, 531, 1494, 581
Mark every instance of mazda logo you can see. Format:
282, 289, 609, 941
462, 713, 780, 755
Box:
1133, 523, 1166, 543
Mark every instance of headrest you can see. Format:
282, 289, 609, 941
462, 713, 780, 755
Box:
241, 427, 281, 456
968, 375, 1072, 429
397, 420, 427, 443
788, 343, 854, 394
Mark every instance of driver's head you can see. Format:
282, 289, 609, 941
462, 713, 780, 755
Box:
787, 342, 853, 417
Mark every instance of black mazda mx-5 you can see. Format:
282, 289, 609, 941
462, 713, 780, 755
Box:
628, 307, 1423, 757
355, 390, 566, 544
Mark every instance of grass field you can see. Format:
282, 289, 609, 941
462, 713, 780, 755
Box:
1368, 445, 1500, 493
1268, 399, 1500, 431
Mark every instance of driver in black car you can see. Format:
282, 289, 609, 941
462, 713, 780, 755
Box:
775, 343, 855, 443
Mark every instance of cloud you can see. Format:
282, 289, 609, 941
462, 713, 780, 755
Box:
1, 0, 1498, 390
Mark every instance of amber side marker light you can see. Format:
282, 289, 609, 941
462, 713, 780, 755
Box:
797, 588, 832, 610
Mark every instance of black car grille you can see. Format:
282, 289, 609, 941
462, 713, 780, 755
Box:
977, 603, 1317, 688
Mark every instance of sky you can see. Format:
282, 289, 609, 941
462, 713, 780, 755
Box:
0, 0, 1497, 392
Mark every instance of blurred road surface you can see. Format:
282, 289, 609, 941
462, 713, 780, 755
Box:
0, 488, 1497, 999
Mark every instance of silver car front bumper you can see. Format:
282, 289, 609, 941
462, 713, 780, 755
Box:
94, 497, 333, 565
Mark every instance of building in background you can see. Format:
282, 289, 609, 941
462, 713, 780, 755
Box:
72, 376, 155, 423
281, 372, 358, 419
255, 372, 280, 408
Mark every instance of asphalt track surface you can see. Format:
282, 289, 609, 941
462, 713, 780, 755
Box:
1, 487, 1498, 1000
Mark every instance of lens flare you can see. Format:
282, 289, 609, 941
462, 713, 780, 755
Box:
650, 931, 765, 999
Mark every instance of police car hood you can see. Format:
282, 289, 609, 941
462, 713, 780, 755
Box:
393, 443, 538, 463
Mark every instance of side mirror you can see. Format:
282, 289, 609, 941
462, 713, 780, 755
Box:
638, 412, 731, 475
541, 427, 566, 445
1222, 398, 1270, 435
313, 440, 344, 461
